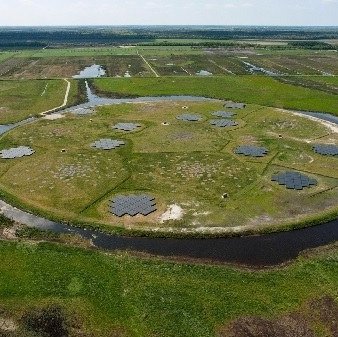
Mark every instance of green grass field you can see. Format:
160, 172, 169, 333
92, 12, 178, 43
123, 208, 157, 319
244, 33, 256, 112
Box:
0, 99, 336, 234
0, 240, 337, 337
0, 52, 15, 62
301, 75, 338, 86
0, 79, 77, 124
94, 76, 338, 115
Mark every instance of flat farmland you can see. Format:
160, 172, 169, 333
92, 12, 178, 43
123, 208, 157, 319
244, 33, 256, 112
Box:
14, 45, 203, 58
300, 75, 338, 86
102, 55, 152, 77
245, 55, 338, 75
0, 56, 34, 77
125, 53, 338, 76
0, 52, 15, 63
1, 50, 337, 79
0, 55, 153, 79
208, 56, 250, 74
145, 55, 252, 76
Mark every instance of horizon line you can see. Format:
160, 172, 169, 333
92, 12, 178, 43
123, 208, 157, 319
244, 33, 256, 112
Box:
0, 24, 338, 28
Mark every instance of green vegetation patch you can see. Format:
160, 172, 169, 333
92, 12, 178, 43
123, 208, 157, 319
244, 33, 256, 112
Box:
0, 241, 337, 337
0, 79, 73, 124
94, 76, 338, 116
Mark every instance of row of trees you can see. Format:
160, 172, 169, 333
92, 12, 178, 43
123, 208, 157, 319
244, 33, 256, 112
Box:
288, 41, 336, 50
0, 27, 337, 48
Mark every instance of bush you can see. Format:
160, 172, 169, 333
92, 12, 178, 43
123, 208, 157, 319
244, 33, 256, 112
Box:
21, 305, 69, 337
0, 214, 14, 229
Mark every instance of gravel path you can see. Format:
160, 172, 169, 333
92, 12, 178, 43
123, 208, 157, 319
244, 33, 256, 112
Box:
40, 78, 71, 116
138, 52, 160, 77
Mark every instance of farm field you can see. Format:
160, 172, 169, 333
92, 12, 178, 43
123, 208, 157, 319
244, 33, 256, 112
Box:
234, 54, 338, 75
0, 97, 337, 234
148, 38, 290, 46
6, 46, 203, 58
0, 55, 152, 79
0, 238, 336, 337
0, 47, 337, 79
144, 53, 338, 76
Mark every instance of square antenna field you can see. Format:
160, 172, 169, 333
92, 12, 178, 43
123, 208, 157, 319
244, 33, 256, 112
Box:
313, 144, 338, 156
109, 194, 157, 217
176, 114, 203, 122
209, 119, 238, 127
271, 171, 317, 190
212, 111, 236, 118
224, 102, 246, 109
112, 123, 142, 132
91, 139, 125, 150
235, 145, 269, 157
0, 146, 35, 159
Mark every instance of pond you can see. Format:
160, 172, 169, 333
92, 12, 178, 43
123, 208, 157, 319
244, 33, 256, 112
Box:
0, 117, 36, 136
73, 64, 106, 79
196, 70, 213, 76
243, 61, 280, 76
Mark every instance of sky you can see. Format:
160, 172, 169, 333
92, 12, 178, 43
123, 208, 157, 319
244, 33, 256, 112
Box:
0, 0, 337, 26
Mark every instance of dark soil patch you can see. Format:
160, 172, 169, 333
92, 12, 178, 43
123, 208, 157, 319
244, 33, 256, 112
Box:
218, 296, 338, 337
309, 296, 338, 335
21, 305, 69, 337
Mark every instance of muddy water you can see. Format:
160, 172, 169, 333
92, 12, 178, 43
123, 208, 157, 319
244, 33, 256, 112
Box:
73, 64, 106, 79
196, 70, 213, 76
242, 61, 280, 76
298, 111, 338, 125
0, 200, 337, 266
0, 117, 36, 136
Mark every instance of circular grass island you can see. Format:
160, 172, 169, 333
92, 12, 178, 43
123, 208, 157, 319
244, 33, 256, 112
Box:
0, 99, 337, 236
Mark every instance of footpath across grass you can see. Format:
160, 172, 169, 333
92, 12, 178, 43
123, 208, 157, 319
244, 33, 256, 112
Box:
0, 79, 77, 124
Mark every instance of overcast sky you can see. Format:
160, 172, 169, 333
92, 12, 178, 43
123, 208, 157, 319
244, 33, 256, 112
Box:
0, 0, 337, 26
